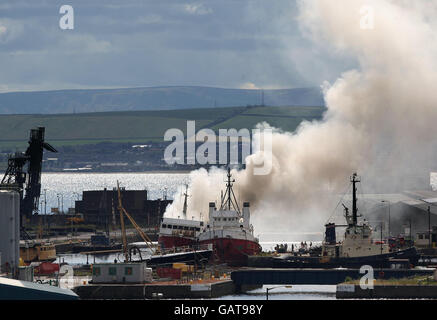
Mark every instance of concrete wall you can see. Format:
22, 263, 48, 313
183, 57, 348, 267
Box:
0, 191, 20, 274
74, 280, 236, 299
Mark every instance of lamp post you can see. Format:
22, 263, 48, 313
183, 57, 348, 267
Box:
266, 285, 293, 300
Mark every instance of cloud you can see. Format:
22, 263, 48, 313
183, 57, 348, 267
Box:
60, 34, 113, 54
0, 19, 24, 43
136, 14, 163, 25
240, 82, 260, 90
184, 3, 213, 15
0, 1, 357, 92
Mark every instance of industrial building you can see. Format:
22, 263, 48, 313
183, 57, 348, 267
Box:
0, 190, 20, 276
74, 188, 172, 229
344, 189, 437, 245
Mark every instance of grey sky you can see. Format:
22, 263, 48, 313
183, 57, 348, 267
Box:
0, 0, 357, 92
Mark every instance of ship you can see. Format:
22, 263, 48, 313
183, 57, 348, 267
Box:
197, 168, 262, 266
19, 241, 57, 264
271, 173, 419, 268
158, 217, 204, 249
158, 185, 205, 249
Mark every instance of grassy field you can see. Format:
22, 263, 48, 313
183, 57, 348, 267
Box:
0, 105, 326, 150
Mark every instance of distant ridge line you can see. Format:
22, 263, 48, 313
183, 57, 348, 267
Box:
0, 85, 324, 114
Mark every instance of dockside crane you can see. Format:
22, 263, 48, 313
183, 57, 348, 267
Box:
116, 181, 156, 261
0, 127, 57, 230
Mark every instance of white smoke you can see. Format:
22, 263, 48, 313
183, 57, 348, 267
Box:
165, 0, 437, 235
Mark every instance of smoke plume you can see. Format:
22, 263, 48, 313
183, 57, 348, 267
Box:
165, 0, 437, 235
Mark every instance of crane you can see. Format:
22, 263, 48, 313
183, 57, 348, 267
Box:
0, 127, 57, 232
116, 181, 155, 261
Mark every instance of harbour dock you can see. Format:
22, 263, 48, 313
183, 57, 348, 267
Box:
70, 267, 436, 299
231, 268, 435, 290
73, 279, 245, 299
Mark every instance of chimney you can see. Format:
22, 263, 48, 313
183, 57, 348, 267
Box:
243, 202, 250, 226
208, 202, 215, 220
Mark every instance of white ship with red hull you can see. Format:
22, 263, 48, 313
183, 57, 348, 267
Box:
158, 185, 205, 249
198, 169, 261, 266
158, 217, 204, 249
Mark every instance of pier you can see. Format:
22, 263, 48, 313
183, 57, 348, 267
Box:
73, 279, 243, 299
231, 268, 435, 290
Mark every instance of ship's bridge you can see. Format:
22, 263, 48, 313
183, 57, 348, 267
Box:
210, 210, 241, 226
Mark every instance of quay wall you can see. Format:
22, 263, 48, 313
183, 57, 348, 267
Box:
73, 280, 237, 299
337, 284, 437, 299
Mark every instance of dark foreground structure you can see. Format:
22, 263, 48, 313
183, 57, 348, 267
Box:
231, 268, 434, 290
75, 188, 172, 229
337, 284, 437, 299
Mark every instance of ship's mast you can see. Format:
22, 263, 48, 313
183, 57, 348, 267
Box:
220, 167, 241, 214
351, 173, 360, 226
226, 168, 232, 210
182, 184, 188, 219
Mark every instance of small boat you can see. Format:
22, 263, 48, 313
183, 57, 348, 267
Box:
127, 242, 213, 267
20, 241, 57, 265
72, 232, 122, 253
147, 245, 213, 267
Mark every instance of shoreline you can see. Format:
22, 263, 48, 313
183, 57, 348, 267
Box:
42, 170, 192, 174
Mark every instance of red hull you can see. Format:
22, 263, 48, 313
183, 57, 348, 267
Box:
34, 262, 60, 275
199, 238, 261, 266
158, 235, 196, 249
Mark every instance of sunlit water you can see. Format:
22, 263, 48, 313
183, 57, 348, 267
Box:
40, 172, 190, 212
217, 285, 336, 300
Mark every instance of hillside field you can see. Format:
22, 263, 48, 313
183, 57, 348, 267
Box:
0, 105, 326, 151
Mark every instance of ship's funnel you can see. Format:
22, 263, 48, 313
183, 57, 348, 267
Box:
325, 223, 336, 245
208, 202, 215, 220
242, 202, 250, 227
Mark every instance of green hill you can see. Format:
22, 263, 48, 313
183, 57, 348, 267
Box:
0, 105, 326, 151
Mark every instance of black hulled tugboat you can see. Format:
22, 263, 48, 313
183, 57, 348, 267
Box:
272, 173, 419, 268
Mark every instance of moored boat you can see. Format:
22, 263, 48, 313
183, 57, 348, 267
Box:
273, 173, 420, 268
158, 185, 205, 249
19, 241, 57, 265
158, 217, 204, 249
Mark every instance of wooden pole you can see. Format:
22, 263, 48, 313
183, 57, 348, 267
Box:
117, 181, 129, 262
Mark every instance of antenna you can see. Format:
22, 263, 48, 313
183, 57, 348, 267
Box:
219, 167, 241, 214
351, 173, 361, 226
182, 184, 189, 219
